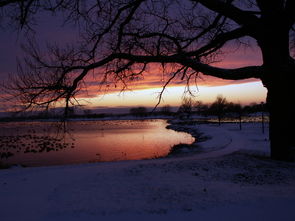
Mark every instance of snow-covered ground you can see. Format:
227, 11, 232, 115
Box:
1, 122, 295, 221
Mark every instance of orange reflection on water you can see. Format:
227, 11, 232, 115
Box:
0, 120, 194, 166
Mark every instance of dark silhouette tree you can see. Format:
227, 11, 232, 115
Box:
1, 0, 295, 161
178, 97, 194, 119
209, 95, 228, 125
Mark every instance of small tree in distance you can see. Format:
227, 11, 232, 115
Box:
178, 97, 194, 119
209, 95, 228, 125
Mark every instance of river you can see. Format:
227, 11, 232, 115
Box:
0, 119, 194, 167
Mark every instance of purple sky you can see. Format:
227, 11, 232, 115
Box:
0, 9, 266, 111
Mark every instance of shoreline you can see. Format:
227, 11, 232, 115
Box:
166, 119, 210, 156
0, 118, 214, 169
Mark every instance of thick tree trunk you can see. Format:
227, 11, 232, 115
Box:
266, 75, 295, 161
261, 50, 295, 161
256, 16, 295, 161
262, 57, 295, 161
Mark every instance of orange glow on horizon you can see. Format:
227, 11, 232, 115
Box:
79, 45, 263, 101
75, 81, 267, 109
76, 46, 265, 109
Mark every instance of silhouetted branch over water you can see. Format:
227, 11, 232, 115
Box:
0, 0, 295, 161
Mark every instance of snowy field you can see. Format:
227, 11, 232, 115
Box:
1, 122, 295, 221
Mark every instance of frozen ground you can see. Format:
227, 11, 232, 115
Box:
1, 122, 295, 221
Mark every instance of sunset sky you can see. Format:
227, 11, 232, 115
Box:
0, 12, 267, 111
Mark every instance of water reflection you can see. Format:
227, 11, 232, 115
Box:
0, 119, 194, 167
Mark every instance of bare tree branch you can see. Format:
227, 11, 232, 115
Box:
0, 0, 280, 113
196, 0, 259, 28
108, 53, 263, 80
184, 27, 249, 57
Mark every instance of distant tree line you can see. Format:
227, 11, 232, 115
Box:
127, 96, 268, 125
2, 96, 266, 122
177, 95, 267, 127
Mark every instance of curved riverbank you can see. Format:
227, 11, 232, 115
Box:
167, 120, 272, 159
166, 120, 209, 155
